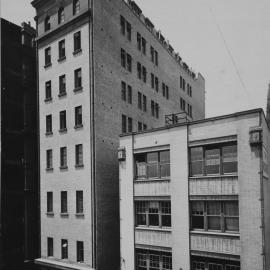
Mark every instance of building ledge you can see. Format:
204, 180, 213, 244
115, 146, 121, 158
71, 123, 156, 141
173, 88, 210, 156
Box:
35, 258, 94, 270
135, 226, 171, 233
190, 230, 240, 238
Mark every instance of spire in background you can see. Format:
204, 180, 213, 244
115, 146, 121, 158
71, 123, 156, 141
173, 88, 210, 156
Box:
266, 83, 270, 127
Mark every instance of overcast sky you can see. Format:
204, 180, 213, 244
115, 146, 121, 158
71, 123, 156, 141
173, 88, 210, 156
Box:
2, 0, 270, 117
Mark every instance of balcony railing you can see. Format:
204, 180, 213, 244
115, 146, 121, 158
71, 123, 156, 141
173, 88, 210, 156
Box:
165, 112, 192, 126
136, 162, 170, 180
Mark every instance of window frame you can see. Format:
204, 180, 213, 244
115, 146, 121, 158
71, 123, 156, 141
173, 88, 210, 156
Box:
58, 7, 65, 24
61, 239, 68, 259
45, 81, 52, 101
46, 149, 53, 170
47, 237, 53, 257
58, 39, 66, 60
47, 191, 53, 213
74, 31, 81, 53
45, 47, 51, 67
59, 110, 67, 131
73, 0, 80, 15
75, 105, 83, 128
76, 190, 84, 214
44, 16, 51, 32
60, 147, 67, 169
77, 241, 84, 262
59, 74, 66, 96
61, 191, 68, 214
46, 114, 52, 134
75, 144, 83, 167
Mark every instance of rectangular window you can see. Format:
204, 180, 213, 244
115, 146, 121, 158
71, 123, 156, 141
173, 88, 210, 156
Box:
61, 191, 68, 213
142, 38, 146, 55
46, 115, 52, 134
143, 124, 147, 130
155, 103, 159, 119
75, 144, 83, 166
47, 192, 53, 213
74, 31, 81, 52
137, 62, 142, 79
61, 239, 68, 259
162, 83, 166, 97
154, 50, 158, 66
222, 145, 237, 173
120, 16, 125, 35
58, 39, 65, 60
45, 16, 51, 32
126, 21, 131, 41
122, 114, 127, 133
150, 46, 154, 63
45, 47, 51, 66
190, 147, 203, 176
138, 92, 142, 110
46, 149, 53, 170
135, 150, 170, 179
142, 66, 147, 83
75, 106, 83, 127
143, 95, 147, 112
47, 237, 53, 257
180, 76, 183, 89
74, 68, 82, 89
180, 97, 186, 111
166, 85, 169, 99
183, 79, 186, 91
155, 77, 159, 92
73, 0, 80, 15
151, 73, 155, 89
45, 81, 52, 100
151, 100, 155, 117
121, 49, 126, 68
137, 32, 141, 51
138, 122, 143, 132
127, 53, 132, 72
76, 191, 83, 214
59, 75, 66, 95
128, 85, 132, 104
59, 110, 67, 131
190, 201, 239, 232
128, 117, 132, 133
60, 147, 67, 168
77, 241, 84, 262
121, 81, 126, 101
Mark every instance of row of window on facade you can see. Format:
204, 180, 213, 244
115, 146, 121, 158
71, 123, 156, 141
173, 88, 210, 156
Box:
45, 106, 82, 134
134, 143, 237, 180
180, 97, 193, 118
47, 238, 84, 263
121, 115, 147, 134
45, 68, 82, 101
46, 144, 83, 170
180, 75, 192, 97
191, 259, 240, 270
44, 0, 80, 32
120, 16, 159, 66
47, 190, 83, 215
44, 31, 81, 68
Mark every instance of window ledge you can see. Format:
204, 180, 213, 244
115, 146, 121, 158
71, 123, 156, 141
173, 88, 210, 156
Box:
59, 128, 67, 133
45, 132, 53, 136
58, 56, 66, 62
60, 166, 68, 171
135, 226, 171, 232
73, 86, 83, 93
46, 212, 54, 216
58, 92, 67, 98
46, 168, 54, 172
75, 213, 84, 218
190, 230, 240, 238
44, 63, 52, 69
44, 97, 53, 102
134, 177, 170, 182
189, 174, 238, 179
75, 164, 84, 169
73, 48, 82, 55
60, 213, 69, 217
74, 124, 83, 130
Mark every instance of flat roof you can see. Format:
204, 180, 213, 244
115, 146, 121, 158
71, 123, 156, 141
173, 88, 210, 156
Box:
120, 108, 265, 138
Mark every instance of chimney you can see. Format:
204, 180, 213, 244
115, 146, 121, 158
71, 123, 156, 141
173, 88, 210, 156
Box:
266, 83, 270, 127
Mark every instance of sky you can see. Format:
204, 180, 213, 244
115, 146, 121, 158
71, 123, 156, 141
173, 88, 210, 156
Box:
1, 0, 270, 118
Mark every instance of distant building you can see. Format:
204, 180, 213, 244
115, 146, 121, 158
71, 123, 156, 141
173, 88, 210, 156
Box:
31, 0, 205, 269
119, 108, 270, 270
0, 19, 38, 270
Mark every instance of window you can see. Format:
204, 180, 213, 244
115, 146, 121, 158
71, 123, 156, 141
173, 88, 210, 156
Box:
180, 76, 186, 91
59, 110, 67, 131
128, 117, 132, 133
76, 191, 83, 214
74, 31, 81, 52
138, 122, 143, 132
128, 85, 132, 104
59, 75, 66, 96
121, 49, 126, 68
61, 239, 68, 259
143, 124, 147, 130
155, 103, 159, 119
155, 77, 159, 92
162, 83, 166, 97
74, 68, 82, 90
58, 7, 65, 24
120, 16, 125, 35
188, 84, 192, 97
180, 76, 183, 89
180, 97, 186, 111
188, 104, 192, 118
150, 46, 154, 63
126, 21, 131, 41
142, 66, 147, 83
151, 73, 155, 89
151, 101, 155, 117
77, 241, 84, 262
47, 192, 53, 213
75, 144, 83, 167
138, 92, 142, 110
122, 114, 127, 133
137, 62, 142, 79
45, 81, 52, 100
73, 0, 80, 15
189, 143, 237, 176
47, 237, 53, 257
60, 147, 67, 168
58, 40, 66, 60
135, 201, 171, 227
137, 33, 142, 51
143, 95, 147, 112
135, 150, 170, 179
45, 47, 51, 66
46, 115, 52, 134
154, 50, 158, 66
44, 16, 51, 32
61, 191, 68, 213
142, 38, 146, 55
46, 149, 53, 170
121, 81, 126, 101
192, 261, 205, 270
165, 85, 169, 99
75, 106, 83, 127
127, 53, 132, 72
136, 250, 172, 270
183, 79, 186, 91
191, 259, 240, 270
190, 201, 239, 232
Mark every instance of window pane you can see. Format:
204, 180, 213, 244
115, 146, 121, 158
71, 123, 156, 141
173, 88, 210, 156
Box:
209, 263, 223, 270
224, 202, 239, 231
147, 163, 159, 178
149, 254, 160, 270
190, 147, 203, 175
161, 202, 171, 227
205, 148, 220, 175
162, 255, 172, 270
136, 202, 147, 226
207, 202, 221, 230
137, 253, 147, 270
192, 261, 205, 270
148, 202, 159, 226
222, 145, 237, 173
191, 202, 204, 229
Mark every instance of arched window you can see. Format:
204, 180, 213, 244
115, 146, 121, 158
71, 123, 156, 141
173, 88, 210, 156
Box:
44, 16, 51, 31
58, 7, 65, 24
73, 0, 80, 15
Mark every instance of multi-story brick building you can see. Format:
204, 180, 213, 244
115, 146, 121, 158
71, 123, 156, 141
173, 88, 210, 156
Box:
119, 108, 270, 270
0, 19, 38, 270
31, 0, 205, 269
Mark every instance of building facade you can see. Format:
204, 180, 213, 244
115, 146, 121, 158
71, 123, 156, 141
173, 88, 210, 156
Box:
0, 19, 38, 270
119, 109, 270, 270
31, 0, 205, 269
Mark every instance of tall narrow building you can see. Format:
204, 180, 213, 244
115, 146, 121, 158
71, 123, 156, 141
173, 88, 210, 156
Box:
31, 0, 205, 269
0, 19, 38, 270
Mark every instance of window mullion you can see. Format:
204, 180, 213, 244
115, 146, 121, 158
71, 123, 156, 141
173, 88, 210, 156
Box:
146, 203, 149, 227
221, 202, 225, 232
159, 202, 162, 228
204, 201, 208, 231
